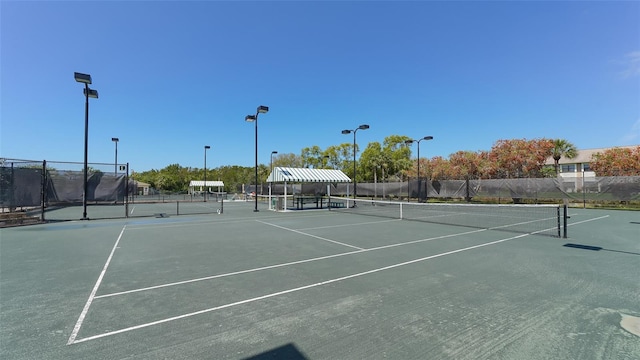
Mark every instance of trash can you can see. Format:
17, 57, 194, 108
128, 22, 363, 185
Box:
277, 197, 284, 211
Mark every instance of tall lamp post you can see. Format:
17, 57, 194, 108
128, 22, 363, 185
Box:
204, 145, 210, 202
245, 105, 269, 212
112, 138, 119, 176
270, 151, 278, 174
269, 151, 278, 210
405, 136, 433, 202
341, 124, 369, 199
74, 72, 98, 220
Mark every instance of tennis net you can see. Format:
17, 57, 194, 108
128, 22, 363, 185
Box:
328, 197, 566, 237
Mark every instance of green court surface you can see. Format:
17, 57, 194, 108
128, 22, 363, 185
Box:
1, 201, 638, 359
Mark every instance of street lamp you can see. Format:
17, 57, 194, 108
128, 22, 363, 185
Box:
405, 136, 434, 202
74, 72, 98, 220
341, 124, 369, 199
204, 145, 211, 202
269, 151, 278, 210
270, 151, 278, 174
245, 105, 269, 212
111, 138, 119, 176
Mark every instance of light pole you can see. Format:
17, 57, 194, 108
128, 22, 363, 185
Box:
112, 138, 119, 176
245, 105, 269, 212
405, 136, 433, 202
270, 151, 278, 174
74, 72, 98, 220
204, 145, 210, 202
341, 124, 369, 199
269, 151, 278, 210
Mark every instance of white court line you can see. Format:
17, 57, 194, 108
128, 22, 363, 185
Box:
256, 220, 365, 250
94, 228, 486, 299
71, 232, 528, 344
67, 225, 127, 345
130, 206, 135, 215
567, 215, 609, 226
297, 218, 402, 231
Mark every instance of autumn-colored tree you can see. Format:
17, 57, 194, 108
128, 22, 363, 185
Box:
427, 156, 452, 180
448, 150, 491, 179
590, 146, 640, 176
551, 139, 578, 175
486, 138, 554, 178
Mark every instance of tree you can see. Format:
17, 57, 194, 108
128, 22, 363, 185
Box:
448, 150, 490, 180
427, 156, 451, 181
590, 146, 640, 176
272, 153, 303, 168
486, 138, 554, 178
551, 139, 578, 175
359, 141, 392, 182
383, 135, 412, 180
300, 146, 324, 168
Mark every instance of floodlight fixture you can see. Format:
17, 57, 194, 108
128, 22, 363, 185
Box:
257, 105, 269, 114
74, 72, 92, 84
84, 88, 98, 98
245, 115, 256, 122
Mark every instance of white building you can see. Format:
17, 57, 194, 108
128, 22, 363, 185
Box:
545, 145, 638, 179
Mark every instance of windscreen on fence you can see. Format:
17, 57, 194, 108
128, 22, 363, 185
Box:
266, 176, 639, 202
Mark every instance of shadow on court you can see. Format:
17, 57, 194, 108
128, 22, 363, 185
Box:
563, 243, 640, 256
242, 343, 309, 360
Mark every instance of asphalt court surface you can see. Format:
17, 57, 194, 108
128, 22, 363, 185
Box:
1, 201, 638, 359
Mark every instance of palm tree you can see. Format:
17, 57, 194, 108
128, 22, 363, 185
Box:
551, 139, 578, 175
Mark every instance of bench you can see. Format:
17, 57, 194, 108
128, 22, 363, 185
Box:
294, 196, 325, 210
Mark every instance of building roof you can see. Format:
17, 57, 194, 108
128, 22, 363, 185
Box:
545, 145, 639, 165
189, 180, 224, 187
266, 167, 351, 183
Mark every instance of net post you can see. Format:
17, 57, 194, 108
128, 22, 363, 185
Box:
563, 204, 568, 238
220, 197, 224, 214
557, 206, 561, 238
399, 203, 403, 219
176, 201, 179, 216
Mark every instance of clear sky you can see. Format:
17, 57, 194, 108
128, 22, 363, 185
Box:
2, 1, 639, 172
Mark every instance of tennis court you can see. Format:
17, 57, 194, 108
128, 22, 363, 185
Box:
1, 200, 638, 359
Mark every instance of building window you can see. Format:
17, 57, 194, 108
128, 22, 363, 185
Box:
561, 164, 576, 173
582, 163, 591, 172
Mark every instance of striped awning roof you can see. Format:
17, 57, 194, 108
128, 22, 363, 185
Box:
266, 167, 351, 183
189, 180, 224, 187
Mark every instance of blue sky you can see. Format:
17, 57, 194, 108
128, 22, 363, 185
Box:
2, 1, 639, 172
